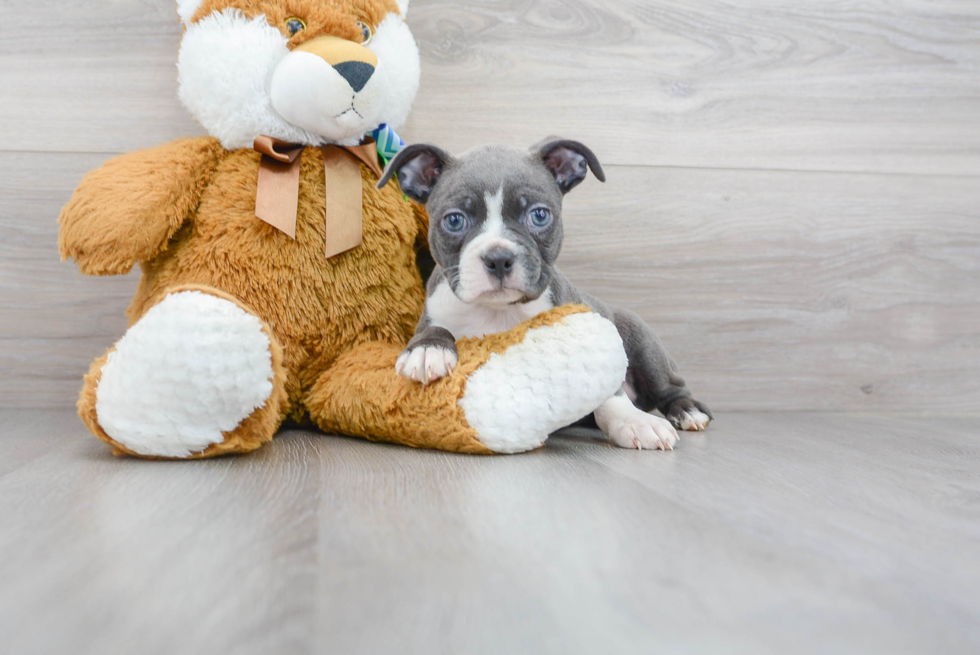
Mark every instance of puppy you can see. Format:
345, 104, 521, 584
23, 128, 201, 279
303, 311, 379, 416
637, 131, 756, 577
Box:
378, 138, 712, 450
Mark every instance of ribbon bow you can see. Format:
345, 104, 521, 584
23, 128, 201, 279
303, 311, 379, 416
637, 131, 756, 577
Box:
253, 124, 406, 259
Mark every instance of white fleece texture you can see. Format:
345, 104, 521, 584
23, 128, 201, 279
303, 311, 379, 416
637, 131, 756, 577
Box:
95, 292, 275, 458
460, 313, 628, 454
177, 8, 420, 149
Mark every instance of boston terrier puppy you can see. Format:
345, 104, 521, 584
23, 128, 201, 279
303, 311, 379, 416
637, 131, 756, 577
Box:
377, 138, 712, 450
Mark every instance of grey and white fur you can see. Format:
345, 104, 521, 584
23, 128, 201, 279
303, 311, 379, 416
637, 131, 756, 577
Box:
378, 137, 712, 450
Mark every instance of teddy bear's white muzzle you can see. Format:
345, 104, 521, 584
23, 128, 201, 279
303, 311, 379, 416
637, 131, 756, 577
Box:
270, 51, 385, 142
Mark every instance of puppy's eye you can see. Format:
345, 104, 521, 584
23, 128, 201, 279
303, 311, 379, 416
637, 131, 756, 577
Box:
527, 207, 553, 229
443, 213, 467, 233
356, 21, 373, 44
286, 17, 306, 37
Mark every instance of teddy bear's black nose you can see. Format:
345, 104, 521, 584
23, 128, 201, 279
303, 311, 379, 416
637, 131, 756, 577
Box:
333, 61, 375, 92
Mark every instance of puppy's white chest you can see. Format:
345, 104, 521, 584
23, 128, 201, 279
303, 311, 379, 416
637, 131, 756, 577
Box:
427, 282, 554, 338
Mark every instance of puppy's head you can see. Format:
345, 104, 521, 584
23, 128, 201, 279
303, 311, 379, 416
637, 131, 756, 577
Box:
379, 138, 604, 305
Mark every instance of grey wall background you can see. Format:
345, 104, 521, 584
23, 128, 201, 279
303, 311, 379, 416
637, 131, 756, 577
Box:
1, 0, 977, 411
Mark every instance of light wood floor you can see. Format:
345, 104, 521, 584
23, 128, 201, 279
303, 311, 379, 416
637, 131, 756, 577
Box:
1, 410, 977, 654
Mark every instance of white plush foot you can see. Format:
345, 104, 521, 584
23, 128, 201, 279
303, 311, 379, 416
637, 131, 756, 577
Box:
396, 346, 458, 385
459, 312, 628, 454
595, 394, 679, 451
95, 291, 275, 458
671, 408, 711, 432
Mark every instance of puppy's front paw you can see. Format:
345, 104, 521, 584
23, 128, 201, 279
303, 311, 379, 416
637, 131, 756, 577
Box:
666, 398, 713, 432
396, 345, 458, 385
607, 413, 679, 451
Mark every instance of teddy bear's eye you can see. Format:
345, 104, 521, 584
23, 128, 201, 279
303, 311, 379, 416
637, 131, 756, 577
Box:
286, 18, 306, 37
356, 21, 373, 45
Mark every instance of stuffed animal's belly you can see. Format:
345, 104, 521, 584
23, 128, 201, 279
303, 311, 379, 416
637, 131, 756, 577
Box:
131, 150, 425, 372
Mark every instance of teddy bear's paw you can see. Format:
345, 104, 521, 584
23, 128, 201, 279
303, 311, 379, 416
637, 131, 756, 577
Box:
396, 346, 458, 385
94, 291, 276, 458
459, 312, 627, 454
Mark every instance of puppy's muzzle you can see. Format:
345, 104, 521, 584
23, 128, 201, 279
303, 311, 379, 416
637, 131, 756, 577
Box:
482, 247, 516, 282
294, 36, 378, 91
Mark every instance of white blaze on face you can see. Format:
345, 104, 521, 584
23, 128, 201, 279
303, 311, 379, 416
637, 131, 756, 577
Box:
457, 186, 527, 303
176, 7, 420, 149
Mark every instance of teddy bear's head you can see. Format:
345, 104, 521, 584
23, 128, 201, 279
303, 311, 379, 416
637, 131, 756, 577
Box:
176, 0, 419, 149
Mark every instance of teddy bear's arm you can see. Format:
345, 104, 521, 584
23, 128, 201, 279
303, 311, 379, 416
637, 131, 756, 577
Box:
58, 137, 225, 276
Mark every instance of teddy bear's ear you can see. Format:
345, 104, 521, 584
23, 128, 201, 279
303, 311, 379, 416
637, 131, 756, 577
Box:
176, 0, 205, 24
378, 144, 454, 203
531, 136, 606, 194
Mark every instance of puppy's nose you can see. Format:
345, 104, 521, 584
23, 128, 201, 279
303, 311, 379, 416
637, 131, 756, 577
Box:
333, 61, 375, 92
483, 249, 516, 281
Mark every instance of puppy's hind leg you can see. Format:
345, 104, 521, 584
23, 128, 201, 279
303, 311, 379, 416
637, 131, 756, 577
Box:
613, 307, 713, 432
665, 397, 713, 432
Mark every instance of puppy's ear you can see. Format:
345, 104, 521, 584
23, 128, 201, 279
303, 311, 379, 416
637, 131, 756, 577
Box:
532, 137, 606, 194
378, 144, 454, 203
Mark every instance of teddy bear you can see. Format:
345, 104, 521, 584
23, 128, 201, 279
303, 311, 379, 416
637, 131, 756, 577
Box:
56, 0, 629, 459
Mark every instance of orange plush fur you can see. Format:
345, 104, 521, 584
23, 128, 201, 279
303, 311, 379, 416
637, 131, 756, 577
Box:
189, 0, 399, 42
59, 0, 608, 459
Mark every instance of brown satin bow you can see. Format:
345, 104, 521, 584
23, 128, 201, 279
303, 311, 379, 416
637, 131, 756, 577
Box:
253, 135, 384, 259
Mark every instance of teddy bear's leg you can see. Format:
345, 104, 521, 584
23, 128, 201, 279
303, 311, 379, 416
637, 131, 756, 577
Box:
305, 305, 627, 454
77, 286, 288, 459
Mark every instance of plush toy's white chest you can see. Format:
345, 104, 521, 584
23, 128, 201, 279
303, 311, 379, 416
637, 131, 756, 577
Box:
426, 281, 554, 339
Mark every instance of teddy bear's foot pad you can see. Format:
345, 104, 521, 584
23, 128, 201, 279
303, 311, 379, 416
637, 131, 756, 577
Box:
459, 312, 628, 454
94, 291, 276, 458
